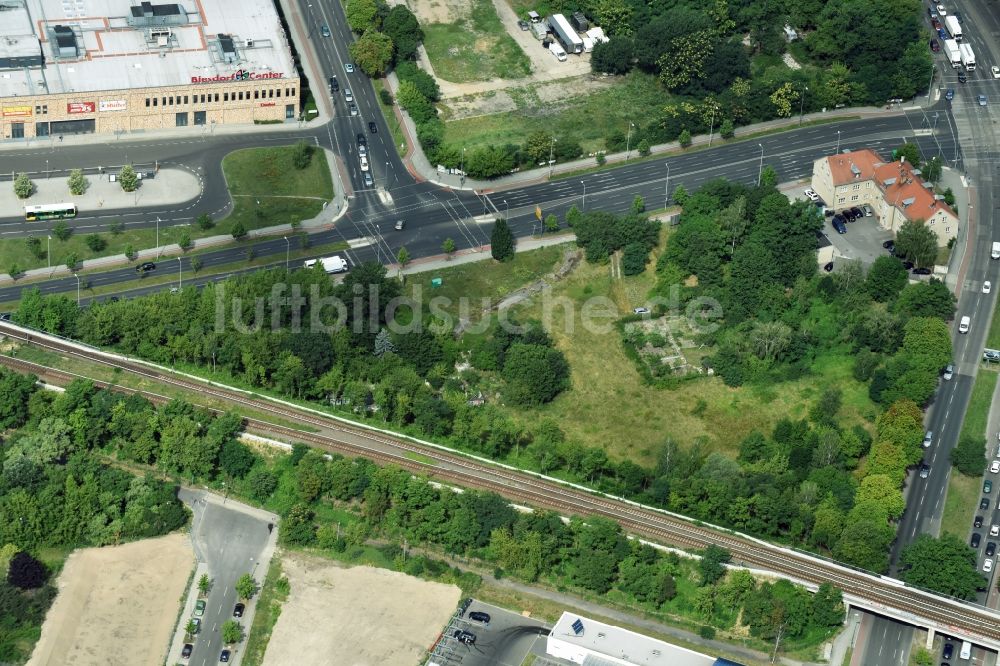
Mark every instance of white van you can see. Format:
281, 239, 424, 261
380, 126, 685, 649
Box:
960, 640, 972, 660
959, 316, 971, 333
992, 241, 1000, 259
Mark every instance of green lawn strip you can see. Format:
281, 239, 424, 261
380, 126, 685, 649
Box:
373, 79, 407, 154
940, 471, 981, 540
2, 147, 333, 276
958, 369, 998, 442
241, 557, 289, 666
421, 0, 530, 83
985, 296, 1000, 350
0, 238, 350, 308
11, 345, 318, 433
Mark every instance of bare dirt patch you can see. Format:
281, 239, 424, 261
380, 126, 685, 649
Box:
28, 533, 193, 666
262, 552, 461, 666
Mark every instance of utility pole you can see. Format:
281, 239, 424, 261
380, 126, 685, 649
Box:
836, 130, 841, 154
283, 236, 290, 270
581, 180, 586, 211
73, 273, 80, 305
548, 137, 557, 177
664, 163, 670, 210
177, 257, 182, 290
757, 144, 765, 185
708, 105, 717, 146
798, 85, 808, 126
46, 235, 51, 270
625, 122, 634, 160
503, 199, 509, 222
155, 216, 160, 256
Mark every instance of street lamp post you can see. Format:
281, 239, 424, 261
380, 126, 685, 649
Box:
503, 199, 509, 221
460, 147, 465, 183
757, 144, 765, 185
46, 235, 51, 270
836, 130, 841, 154
581, 181, 586, 211
798, 85, 808, 126
155, 216, 160, 254
177, 257, 182, 290
548, 137, 557, 177
927, 62, 935, 101
45, 159, 49, 179
664, 163, 671, 210
625, 122, 635, 160
283, 236, 290, 270
73, 273, 80, 305
708, 105, 718, 147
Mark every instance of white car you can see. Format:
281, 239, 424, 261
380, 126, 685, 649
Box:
358, 144, 367, 157
344, 89, 353, 102
992, 524, 1000, 537
985, 281, 993, 294
359, 156, 369, 172
923, 431, 933, 448
804, 188, 819, 202
992, 460, 1000, 474
984, 558, 993, 573
992, 65, 1000, 79
936, 5, 947, 15
344, 63, 355, 73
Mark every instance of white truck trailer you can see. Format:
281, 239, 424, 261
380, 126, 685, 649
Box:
549, 13, 583, 53
959, 42, 976, 71
304, 255, 349, 273
943, 39, 961, 67
945, 15, 962, 41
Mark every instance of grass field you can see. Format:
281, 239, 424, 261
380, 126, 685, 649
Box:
443, 72, 669, 154
959, 368, 998, 441
0, 146, 332, 276
940, 470, 981, 539
242, 558, 289, 666
422, 0, 531, 83
374, 79, 407, 154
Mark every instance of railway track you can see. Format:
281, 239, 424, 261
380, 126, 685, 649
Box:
3, 321, 999, 648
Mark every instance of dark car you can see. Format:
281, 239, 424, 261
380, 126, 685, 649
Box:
931, 18, 942, 30
849, 206, 864, 220
913, 267, 932, 275
945, 88, 954, 101
902, 260, 915, 270
329, 76, 339, 93
182, 644, 193, 659
357, 133, 367, 146
454, 630, 476, 645
943, 642, 954, 660
220, 649, 231, 662
517, 19, 530, 30
320, 25, 331, 37
369, 121, 378, 134
136, 261, 156, 273
938, 28, 947, 40
958, 70, 967, 83
975, 515, 984, 528
882, 239, 895, 250
468, 611, 491, 624
930, 38, 940, 52
234, 603, 245, 618
981, 497, 990, 510
832, 215, 847, 234
972, 533, 981, 548
458, 598, 472, 617
988, 542, 997, 557
823, 261, 834, 273
919, 464, 930, 479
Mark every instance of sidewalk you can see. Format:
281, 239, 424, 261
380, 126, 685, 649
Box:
940, 166, 973, 295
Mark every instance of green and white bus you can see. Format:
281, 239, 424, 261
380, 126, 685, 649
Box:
24, 203, 77, 221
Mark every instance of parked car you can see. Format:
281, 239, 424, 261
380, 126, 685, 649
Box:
991, 460, 1000, 474
980, 497, 990, 510
972, 532, 982, 548
369, 121, 378, 134
988, 542, 997, 557
321, 24, 331, 37
804, 188, 819, 202
517, 19, 530, 30
195, 600, 206, 617
182, 644, 193, 659
190, 618, 201, 634
849, 206, 864, 220
943, 642, 954, 659
234, 603, 244, 618
994, 65, 1000, 79
862, 204, 873, 217
928, 6, 938, 18
931, 18, 942, 29
469, 611, 491, 624
136, 261, 156, 273
220, 649, 231, 663
991, 524, 999, 537
923, 431, 933, 448
831, 215, 847, 234
976, 515, 984, 528
454, 630, 477, 645
913, 267, 932, 275
882, 239, 895, 251
919, 464, 930, 479
984, 558, 993, 573
985, 480, 993, 493
937, 27, 947, 40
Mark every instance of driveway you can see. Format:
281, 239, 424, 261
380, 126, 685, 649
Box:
167, 489, 278, 666
824, 213, 893, 266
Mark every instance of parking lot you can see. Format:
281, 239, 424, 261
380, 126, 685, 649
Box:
792, 190, 894, 268
428, 599, 551, 666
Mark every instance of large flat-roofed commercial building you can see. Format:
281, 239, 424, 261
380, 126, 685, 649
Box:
546, 612, 744, 666
0, 0, 299, 139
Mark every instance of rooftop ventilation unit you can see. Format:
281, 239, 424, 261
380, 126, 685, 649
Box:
218, 33, 238, 63
128, 2, 187, 27
51, 24, 79, 58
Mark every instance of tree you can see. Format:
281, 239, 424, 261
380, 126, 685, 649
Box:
68, 169, 88, 195
491, 218, 515, 262
350, 29, 394, 77
923, 156, 943, 183
678, 129, 692, 147
9, 263, 22, 280
219, 440, 257, 478
502, 343, 570, 406
13, 172, 33, 199
636, 139, 651, 157
951, 434, 986, 477
382, 5, 423, 61
291, 140, 314, 169
866, 256, 908, 302
231, 221, 247, 240
222, 619, 244, 644
895, 220, 938, 267
85, 234, 106, 252
898, 534, 983, 600
198, 573, 212, 595
591, 37, 634, 75
235, 573, 257, 599
698, 545, 730, 585
894, 279, 955, 320
345, 0, 378, 32
53, 220, 72, 241
856, 474, 905, 520
178, 232, 193, 251
7, 551, 46, 589
672, 184, 689, 206
109, 221, 125, 235
895, 142, 923, 167
118, 165, 139, 192
25, 236, 43, 259
64, 253, 79, 271
621, 242, 650, 275
720, 118, 735, 139
196, 213, 214, 230
124, 244, 137, 261
396, 246, 410, 268
524, 131, 554, 165
631, 195, 645, 214
185, 619, 199, 636
191, 257, 203, 272
544, 214, 560, 233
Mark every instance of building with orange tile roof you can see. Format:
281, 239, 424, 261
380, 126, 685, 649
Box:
811, 149, 958, 246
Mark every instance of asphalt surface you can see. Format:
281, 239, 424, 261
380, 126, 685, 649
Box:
430, 599, 550, 666
855, 0, 1000, 663
0, 111, 955, 304
178, 488, 273, 666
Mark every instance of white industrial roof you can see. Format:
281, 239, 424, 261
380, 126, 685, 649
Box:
0, 0, 296, 98
549, 613, 716, 666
